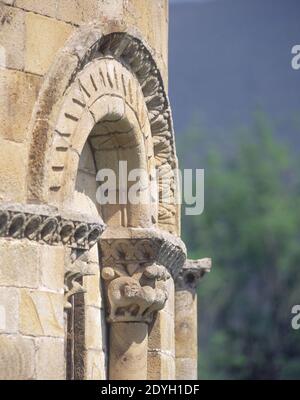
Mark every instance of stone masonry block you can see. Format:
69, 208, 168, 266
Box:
85, 305, 103, 351
0, 334, 35, 380
0, 68, 41, 143
0, 138, 27, 202
56, 0, 123, 26
36, 337, 65, 380
0, 239, 39, 288
85, 349, 107, 380
148, 310, 175, 355
15, 0, 57, 18
20, 289, 64, 337
40, 245, 65, 292
148, 352, 175, 380
175, 357, 197, 380
0, 287, 19, 334
25, 12, 74, 75
0, 4, 25, 70
83, 264, 103, 308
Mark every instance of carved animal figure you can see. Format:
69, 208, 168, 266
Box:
144, 263, 170, 281
146, 286, 168, 316
108, 276, 157, 320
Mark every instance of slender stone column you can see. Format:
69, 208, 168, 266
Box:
175, 258, 211, 380
109, 322, 148, 380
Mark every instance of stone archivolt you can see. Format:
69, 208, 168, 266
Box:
100, 228, 186, 323
98, 34, 180, 235
28, 27, 180, 234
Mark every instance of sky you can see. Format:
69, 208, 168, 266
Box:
170, 0, 217, 3
169, 0, 300, 153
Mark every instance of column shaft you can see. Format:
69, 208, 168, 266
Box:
175, 290, 198, 380
109, 322, 148, 380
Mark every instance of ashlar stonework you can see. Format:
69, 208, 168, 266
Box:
0, 0, 210, 380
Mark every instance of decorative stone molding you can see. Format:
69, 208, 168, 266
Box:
100, 228, 186, 323
0, 204, 105, 250
97, 32, 176, 164
101, 228, 186, 278
97, 33, 179, 234
28, 25, 180, 234
175, 258, 212, 291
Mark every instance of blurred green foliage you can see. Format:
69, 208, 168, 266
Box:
177, 112, 300, 379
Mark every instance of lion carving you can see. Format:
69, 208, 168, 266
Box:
107, 276, 168, 322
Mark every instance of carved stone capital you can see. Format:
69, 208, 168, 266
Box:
100, 228, 186, 323
0, 203, 105, 249
175, 258, 212, 292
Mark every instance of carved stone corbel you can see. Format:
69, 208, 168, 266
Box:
100, 228, 186, 324
64, 262, 95, 310
175, 258, 212, 292
100, 240, 170, 323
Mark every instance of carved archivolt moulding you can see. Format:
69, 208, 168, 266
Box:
100, 228, 186, 323
28, 25, 180, 234
0, 204, 105, 250
175, 258, 212, 292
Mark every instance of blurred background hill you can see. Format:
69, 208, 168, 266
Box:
169, 0, 300, 379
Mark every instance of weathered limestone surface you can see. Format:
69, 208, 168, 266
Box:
0, 0, 203, 382
109, 322, 148, 380
0, 335, 35, 380
0, 1, 168, 79
20, 289, 64, 337
0, 139, 27, 202
100, 229, 185, 380
0, 287, 19, 333
175, 290, 198, 379
148, 351, 175, 380
24, 12, 74, 75
36, 337, 65, 380
71, 164, 108, 380
40, 246, 65, 292
148, 277, 175, 380
0, 68, 41, 143
0, 4, 25, 70
0, 239, 39, 288
85, 349, 107, 380
175, 259, 212, 380
15, 0, 58, 18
